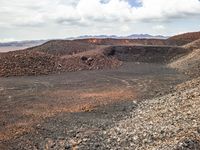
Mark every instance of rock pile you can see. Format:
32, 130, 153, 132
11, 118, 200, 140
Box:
0, 50, 121, 77
104, 77, 200, 149
0, 51, 58, 76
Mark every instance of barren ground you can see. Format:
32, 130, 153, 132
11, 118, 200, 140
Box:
0, 62, 187, 149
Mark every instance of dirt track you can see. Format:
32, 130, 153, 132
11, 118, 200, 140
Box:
0, 62, 188, 149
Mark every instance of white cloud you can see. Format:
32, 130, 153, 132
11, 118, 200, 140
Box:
152, 25, 166, 34
131, 0, 200, 22
153, 25, 165, 30
0, 0, 200, 40
1, 0, 200, 27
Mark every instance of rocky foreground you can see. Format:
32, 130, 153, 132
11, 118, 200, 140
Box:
41, 79, 200, 150
104, 77, 200, 150
40, 79, 200, 150
20, 74, 199, 150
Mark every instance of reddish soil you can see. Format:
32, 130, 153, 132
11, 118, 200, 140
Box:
0, 62, 186, 149
0, 84, 136, 141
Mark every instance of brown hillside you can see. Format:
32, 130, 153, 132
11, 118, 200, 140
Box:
0, 50, 58, 76
169, 38, 200, 77
169, 48, 200, 77
27, 40, 101, 56
167, 31, 200, 46
27, 38, 168, 56
0, 48, 120, 77
0, 36, 192, 77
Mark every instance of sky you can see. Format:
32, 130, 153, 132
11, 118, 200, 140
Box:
0, 0, 200, 42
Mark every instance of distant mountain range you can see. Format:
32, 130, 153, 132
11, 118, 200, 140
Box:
70, 34, 168, 40
0, 34, 168, 52
127, 34, 167, 39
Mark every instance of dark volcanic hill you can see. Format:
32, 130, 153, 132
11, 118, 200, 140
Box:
103, 45, 188, 63
27, 38, 168, 56
1, 31, 200, 77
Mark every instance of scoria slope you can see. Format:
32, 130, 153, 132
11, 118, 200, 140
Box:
169, 38, 200, 77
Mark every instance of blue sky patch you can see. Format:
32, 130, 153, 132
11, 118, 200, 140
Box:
128, 0, 142, 7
